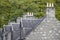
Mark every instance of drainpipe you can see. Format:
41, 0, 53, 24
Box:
19, 18, 25, 40
1, 29, 3, 40
11, 25, 13, 40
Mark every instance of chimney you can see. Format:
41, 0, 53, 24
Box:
49, 3, 51, 7
27, 12, 30, 16
46, 3, 55, 18
31, 12, 33, 16
52, 3, 54, 7
46, 3, 54, 8
47, 3, 49, 7
30, 12, 31, 16
27, 12, 33, 16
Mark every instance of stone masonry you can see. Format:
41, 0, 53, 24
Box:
0, 3, 60, 40
26, 3, 60, 40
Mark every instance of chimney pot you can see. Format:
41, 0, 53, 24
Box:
49, 3, 51, 7
52, 3, 54, 7
27, 12, 29, 16
30, 12, 31, 16
47, 3, 49, 7
32, 12, 33, 16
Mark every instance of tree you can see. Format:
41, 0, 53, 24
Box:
1, 0, 58, 28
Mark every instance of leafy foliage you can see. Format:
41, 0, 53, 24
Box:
0, 0, 45, 27
55, 0, 60, 21
0, 0, 60, 28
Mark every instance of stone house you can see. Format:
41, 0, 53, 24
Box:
0, 3, 60, 40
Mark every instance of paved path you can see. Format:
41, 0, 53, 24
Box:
26, 8, 60, 40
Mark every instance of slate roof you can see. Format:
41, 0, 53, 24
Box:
22, 16, 45, 37
0, 14, 46, 40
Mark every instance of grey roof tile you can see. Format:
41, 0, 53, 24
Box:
0, 16, 45, 40
22, 16, 45, 37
